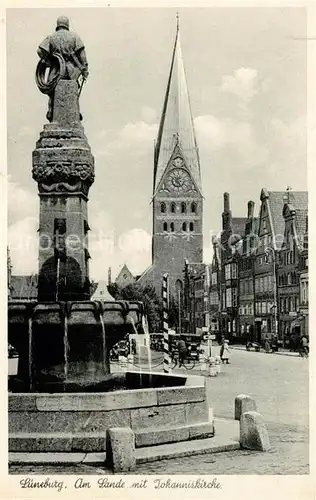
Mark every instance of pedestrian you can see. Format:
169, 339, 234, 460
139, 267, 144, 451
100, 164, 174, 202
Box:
177, 339, 187, 367
221, 339, 231, 364
301, 335, 309, 357
264, 337, 271, 353
271, 336, 278, 352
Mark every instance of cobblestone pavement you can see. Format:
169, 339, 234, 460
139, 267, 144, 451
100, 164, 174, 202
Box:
9, 347, 309, 475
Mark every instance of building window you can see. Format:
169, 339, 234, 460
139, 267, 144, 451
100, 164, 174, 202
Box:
182, 222, 187, 231
181, 202, 187, 213
171, 202, 176, 213
189, 222, 194, 232
264, 276, 268, 291
211, 272, 217, 285
191, 202, 197, 213
231, 263, 237, 279
160, 202, 166, 213
226, 288, 232, 307
163, 222, 168, 232
225, 265, 231, 281
232, 288, 237, 307
170, 222, 174, 232
210, 291, 218, 305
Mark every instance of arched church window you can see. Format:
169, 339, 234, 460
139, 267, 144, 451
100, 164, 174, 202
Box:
182, 222, 187, 232
191, 202, 197, 213
189, 222, 194, 232
170, 222, 175, 232
163, 222, 168, 232
170, 202, 176, 213
160, 202, 166, 213
181, 202, 187, 213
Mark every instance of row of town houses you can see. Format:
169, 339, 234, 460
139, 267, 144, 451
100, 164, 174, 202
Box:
183, 188, 308, 346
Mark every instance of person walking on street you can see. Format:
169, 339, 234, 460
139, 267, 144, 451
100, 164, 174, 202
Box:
177, 339, 187, 367
264, 337, 271, 353
221, 339, 231, 364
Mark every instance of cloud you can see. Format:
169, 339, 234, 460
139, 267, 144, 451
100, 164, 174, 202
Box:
18, 125, 34, 137
220, 67, 261, 103
96, 120, 158, 157
140, 106, 158, 124
89, 227, 152, 281
270, 116, 306, 147
8, 179, 37, 225
195, 114, 268, 166
118, 228, 151, 254
8, 216, 38, 275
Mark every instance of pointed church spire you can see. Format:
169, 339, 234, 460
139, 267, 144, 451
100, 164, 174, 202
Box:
154, 18, 201, 194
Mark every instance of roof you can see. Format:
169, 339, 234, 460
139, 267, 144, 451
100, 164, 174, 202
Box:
10, 275, 38, 300
263, 190, 308, 241
115, 264, 135, 288
295, 208, 308, 238
231, 217, 247, 240
91, 280, 115, 301
154, 25, 201, 194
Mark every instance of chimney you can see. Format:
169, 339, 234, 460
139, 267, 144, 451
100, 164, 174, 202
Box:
247, 201, 255, 219
224, 192, 230, 213
108, 267, 112, 285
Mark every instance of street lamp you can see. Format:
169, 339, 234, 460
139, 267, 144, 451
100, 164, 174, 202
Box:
265, 246, 279, 344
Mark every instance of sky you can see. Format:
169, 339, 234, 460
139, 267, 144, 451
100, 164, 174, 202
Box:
6, 7, 307, 280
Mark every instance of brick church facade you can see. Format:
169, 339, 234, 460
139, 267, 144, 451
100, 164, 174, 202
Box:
138, 23, 203, 299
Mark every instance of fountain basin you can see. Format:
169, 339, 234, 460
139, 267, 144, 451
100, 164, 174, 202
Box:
8, 371, 214, 452
8, 300, 143, 391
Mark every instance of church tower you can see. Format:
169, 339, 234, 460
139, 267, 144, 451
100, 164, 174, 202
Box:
138, 20, 203, 298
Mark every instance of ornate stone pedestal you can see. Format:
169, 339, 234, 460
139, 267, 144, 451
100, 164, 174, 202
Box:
32, 80, 94, 301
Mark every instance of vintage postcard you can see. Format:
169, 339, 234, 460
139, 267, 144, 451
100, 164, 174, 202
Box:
2, 2, 314, 499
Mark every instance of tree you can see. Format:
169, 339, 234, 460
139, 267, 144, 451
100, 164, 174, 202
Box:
107, 281, 182, 332
108, 282, 162, 332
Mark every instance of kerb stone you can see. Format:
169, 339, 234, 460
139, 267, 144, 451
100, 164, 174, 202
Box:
240, 411, 270, 451
235, 394, 257, 420
106, 427, 136, 472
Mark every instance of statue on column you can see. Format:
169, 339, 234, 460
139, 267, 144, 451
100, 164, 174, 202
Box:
36, 16, 89, 121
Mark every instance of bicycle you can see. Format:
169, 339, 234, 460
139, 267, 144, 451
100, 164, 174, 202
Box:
170, 351, 196, 370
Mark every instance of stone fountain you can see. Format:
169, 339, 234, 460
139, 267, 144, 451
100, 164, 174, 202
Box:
8, 17, 215, 468
8, 15, 143, 393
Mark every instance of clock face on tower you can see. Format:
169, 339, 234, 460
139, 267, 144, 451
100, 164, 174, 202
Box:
166, 168, 191, 193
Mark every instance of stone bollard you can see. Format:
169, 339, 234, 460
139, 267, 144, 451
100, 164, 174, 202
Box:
215, 356, 221, 374
235, 394, 257, 420
106, 427, 136, 472
199, 352, 207, 371
240, 411, 270, 451
208, 357, 217, 377
118, 356, 128, 373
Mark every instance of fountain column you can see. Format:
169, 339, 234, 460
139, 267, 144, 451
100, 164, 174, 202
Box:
32, 80, 95, 301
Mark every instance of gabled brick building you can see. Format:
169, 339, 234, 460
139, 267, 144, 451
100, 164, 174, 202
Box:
220, 193, 246, 340
278, 197, 308, 344
254, 189, 308, 345
238, 201, 257, 342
